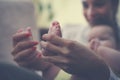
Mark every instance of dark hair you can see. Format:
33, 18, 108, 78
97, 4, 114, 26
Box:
107, 25, 120, 49
111, 0, 119, 6
111, 25, 120, 49
110, 0, 119, 15
109, 0, 120, 48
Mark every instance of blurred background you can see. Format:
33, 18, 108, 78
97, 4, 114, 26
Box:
0, 0, 120, 64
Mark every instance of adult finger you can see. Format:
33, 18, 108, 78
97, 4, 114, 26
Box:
12, 41, 38, 55
42, 34, 68, 46
40, 41, 62, 56
17, 28, 24, 33
12, 31, 31, 47
14, 47, 37, 62
42, 56, 69, 66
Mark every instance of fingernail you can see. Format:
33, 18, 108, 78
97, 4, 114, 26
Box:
17, 29, 23, 33
32, 41, 39, 45
27, 27, 31, 30
25, 33, 31, 37
36, 53, 42, 58
32, 47, 36, 50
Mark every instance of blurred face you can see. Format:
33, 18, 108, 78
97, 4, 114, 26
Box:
88, 25, 117, 49
82, 0, 114, 26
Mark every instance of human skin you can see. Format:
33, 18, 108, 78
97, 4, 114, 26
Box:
82, 0, 118, 26
12, 23, 110, 80
11, 0, 119, 80
97, 46, 120, 76
40, 33, 110, 80
12, 28, 51, 71
41, 21, 62, 80
88, 25, 117, 50
12, 21, 62, 80
88, 25, 120, 76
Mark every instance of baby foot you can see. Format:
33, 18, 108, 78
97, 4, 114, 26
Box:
40, 21, 62, 57
48, 21, 62, 37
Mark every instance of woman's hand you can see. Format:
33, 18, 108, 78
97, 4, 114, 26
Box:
41, 34, 110, 80
11, 28, 51, 71
11, 21, 62, 72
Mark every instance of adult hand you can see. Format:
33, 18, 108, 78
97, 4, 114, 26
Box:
41, 34, 110, 80
11, 21, 62, 71
11, 28, 51, 71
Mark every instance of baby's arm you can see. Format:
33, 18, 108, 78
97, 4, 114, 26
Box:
88, 39, 120, 76
97, 47, 120, 76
